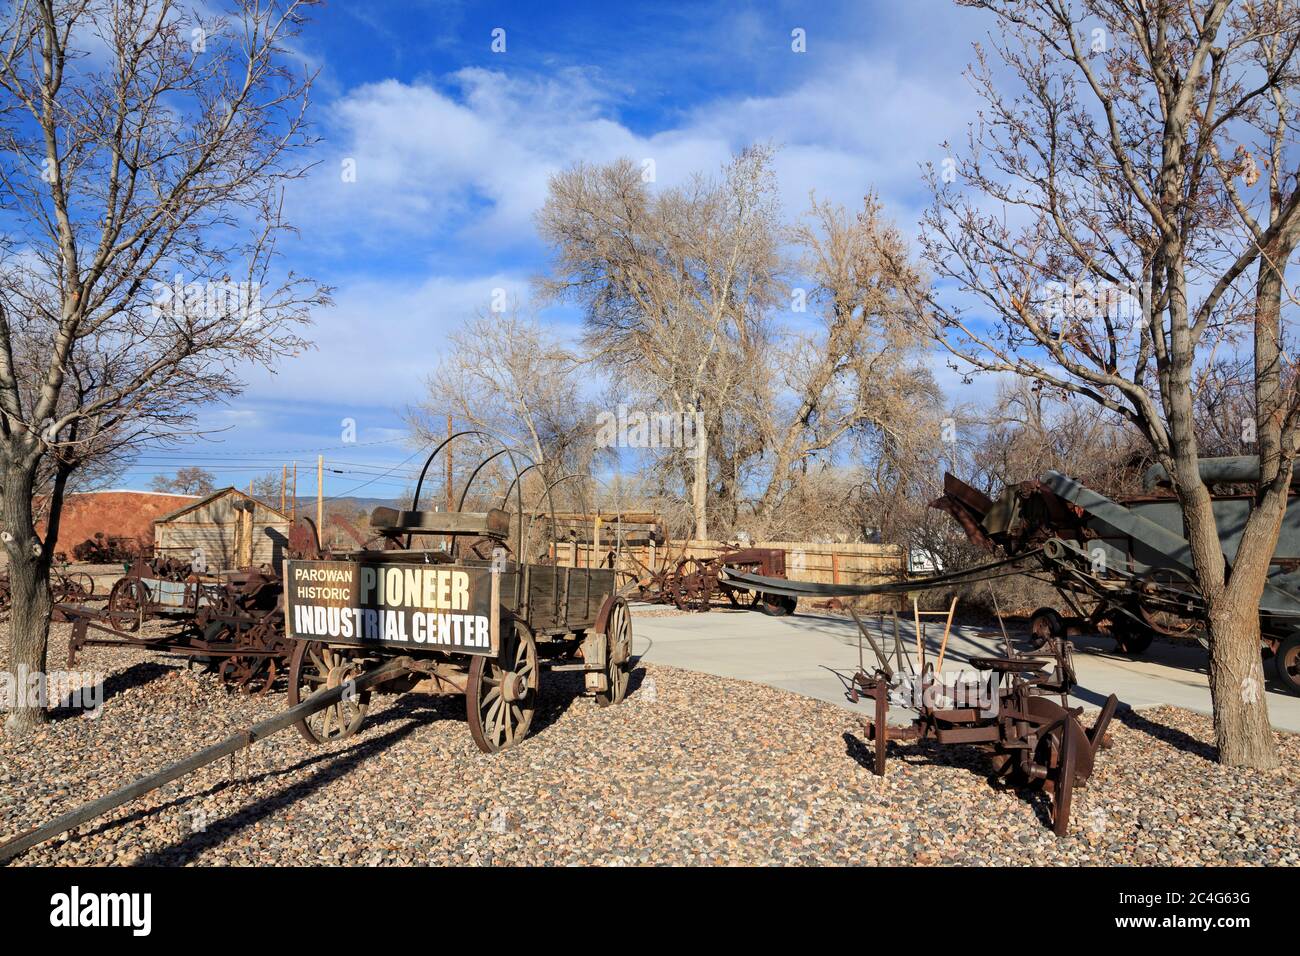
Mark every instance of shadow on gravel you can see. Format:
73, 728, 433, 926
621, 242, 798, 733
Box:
841, 731, 1061, 832
48, 661, 177, 722
1114, 708, 1218, 762
127, 700, 435, 865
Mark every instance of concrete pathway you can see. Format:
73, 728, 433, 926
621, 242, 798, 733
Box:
629, 604, 1300, 733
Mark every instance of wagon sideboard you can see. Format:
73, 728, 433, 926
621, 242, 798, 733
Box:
283, 558, 616, 656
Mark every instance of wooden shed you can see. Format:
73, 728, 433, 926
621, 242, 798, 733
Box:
152, 488, 291, 572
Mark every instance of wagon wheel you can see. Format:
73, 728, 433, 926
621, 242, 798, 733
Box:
758, 593, 797, 616
1274, 631, 1300, 696
107, 576, 146, 632
287, 641, 373, 745
219, 655, 278, 696
667, 561, 693, 610
1135, 567, 1201, 639
54, 572, 95, 603
1108, 614, 1155, 656
596, 597, 634, 707
1022, 696, 1093, 836
466, 620, 539, 753
723, 582, 760, 610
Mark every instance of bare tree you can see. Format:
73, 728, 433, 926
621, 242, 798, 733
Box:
150, 465, 215, 496
912, 0, 1300, 767
537, 147, 782, 539
0, 0, 324, 733
410, 310, 603, 493
750, 194, 941, 527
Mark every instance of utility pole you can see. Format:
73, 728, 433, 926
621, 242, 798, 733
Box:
317, 455, 324, 532
292, 461, 297, 522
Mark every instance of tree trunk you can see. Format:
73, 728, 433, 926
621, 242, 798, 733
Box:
1180, 485, 1279, 769
692, 405, 708, 540
3, 463, 53, 735
1204, 602, 1278, 768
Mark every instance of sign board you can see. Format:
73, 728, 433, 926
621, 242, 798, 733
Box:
284, 560, 499, 656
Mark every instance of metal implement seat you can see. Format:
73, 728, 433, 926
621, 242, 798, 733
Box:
369, 506, 511, 539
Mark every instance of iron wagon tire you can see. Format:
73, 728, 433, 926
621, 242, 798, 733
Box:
758, 593, 796, 616
287, 640, 372, 746
1029, 607, 1064, 648
467, 621, 539, 753
107, 577, 144, 632
1110, 618, 1154, 656
596, 597, 633, 707
1275, 632, 1300, 696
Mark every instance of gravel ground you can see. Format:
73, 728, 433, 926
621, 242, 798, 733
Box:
1, 617, 1297, 866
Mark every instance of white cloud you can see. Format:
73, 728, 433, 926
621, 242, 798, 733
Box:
242, 271, 531, 407
292, 49, 975, 253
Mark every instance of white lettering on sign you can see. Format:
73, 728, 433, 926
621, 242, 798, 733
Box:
293, 603, 489, 648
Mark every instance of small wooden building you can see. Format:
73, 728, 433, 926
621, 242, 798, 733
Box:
153, 488, 291, 572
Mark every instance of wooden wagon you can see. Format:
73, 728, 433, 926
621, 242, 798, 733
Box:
282, 502, 634, 753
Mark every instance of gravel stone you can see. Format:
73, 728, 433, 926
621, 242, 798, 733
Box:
1, 617, 1296, 865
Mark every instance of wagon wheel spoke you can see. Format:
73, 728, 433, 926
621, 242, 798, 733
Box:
289, 640, 371, 746
467, 622, 538, 754
596, 597, 634, 707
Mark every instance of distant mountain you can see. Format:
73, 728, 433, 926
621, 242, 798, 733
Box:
321, 496, 403, 513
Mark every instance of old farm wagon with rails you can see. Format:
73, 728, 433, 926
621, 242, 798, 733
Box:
932, 456, 1300, 695
283, 435, 635, 753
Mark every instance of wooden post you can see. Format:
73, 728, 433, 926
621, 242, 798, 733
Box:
831, 551, 841, 584
446, 413, 453, 512
292, 461, 297, 522
317, 455, 324, 532
445, 414, 453, 551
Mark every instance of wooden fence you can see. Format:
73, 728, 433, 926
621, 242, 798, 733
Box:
551, 538, 908, 611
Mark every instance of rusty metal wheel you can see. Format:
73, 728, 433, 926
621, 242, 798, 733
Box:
287, 641, 372, 745
219, 655, 277, 696
596, 597, 633, 707
107, 576, 146, 632
1275, 631, 1300, 696
466, 620, 539, 753
1109, 615, 1154, 655
1028, 607, 1064, 648
1046, 715, 1077, 837
54, 572, 95, 603
1024, 696, 1091, 836
758, 593, 797, 616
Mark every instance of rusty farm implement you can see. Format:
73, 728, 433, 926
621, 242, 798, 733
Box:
629, 545, 798, 614
60, 557, 292, 695
722, 558, 1120, 836
932, 458, 1300, 695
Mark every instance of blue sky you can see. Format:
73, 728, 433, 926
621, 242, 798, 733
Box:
125, 0, 997, 500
